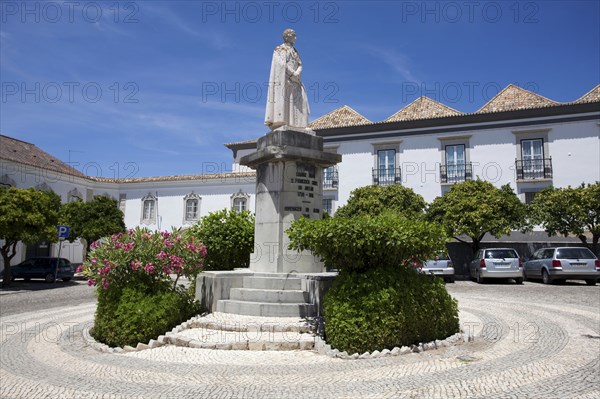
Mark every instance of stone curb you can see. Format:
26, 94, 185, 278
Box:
314, 329, 473, 360
84, 313, 207, 354
85, 314, 474, 355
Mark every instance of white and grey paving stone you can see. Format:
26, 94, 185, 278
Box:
1, 281, 599, 398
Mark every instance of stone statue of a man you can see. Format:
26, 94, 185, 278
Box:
265, 28, 310, 130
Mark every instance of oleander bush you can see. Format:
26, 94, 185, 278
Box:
188, 209, 255, 271
287, 212, 459, 353
82, 227, 206, 347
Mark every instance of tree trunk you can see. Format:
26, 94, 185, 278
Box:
1, 243, 16, 288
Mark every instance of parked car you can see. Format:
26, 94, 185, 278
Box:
419, 252, 455, 283
469, 248, 523, 284
523, 247, 600, 285
10, 257, 74, 283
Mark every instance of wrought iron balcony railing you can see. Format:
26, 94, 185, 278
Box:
372, 167, 402, 186
515, 158, 553, 180
440, 163, 473, 184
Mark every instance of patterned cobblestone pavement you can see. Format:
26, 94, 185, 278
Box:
1, 281, 598, 398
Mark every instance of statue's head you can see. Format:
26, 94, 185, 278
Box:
282, 28, 296, 44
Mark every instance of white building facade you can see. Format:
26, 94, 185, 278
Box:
1, 84, 599, 269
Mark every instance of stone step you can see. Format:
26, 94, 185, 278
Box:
242, 276, 302, 290
187, 312, 312, 333
217, 299, 315, 318
229, 287, 308, 303
165, 328, 315, 351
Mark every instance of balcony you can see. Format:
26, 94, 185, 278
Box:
440, 163, 473, 184
372, 167, 401, 186
515, 158, 553, 181
323, 167, 339, 189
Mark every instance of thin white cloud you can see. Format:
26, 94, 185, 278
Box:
140, 4, 232, 50
368, 47, 419, 82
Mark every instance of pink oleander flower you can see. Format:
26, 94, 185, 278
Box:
161, 231, 171, 239
90, 241, 100, 249
199, 244, 207, 257
144, 263, 155, 273
156, 251, 168, 261
87, 278, 95, 286
101, 278, 109, 290
176, 234, 182, 242
164, 239, 174, 248
128, 229, 135, 236
131, 260, 142, 270
162, 265, 172, 275
76, 265, 83, 273
90, 258, 98, 265
123, 242, 135, 252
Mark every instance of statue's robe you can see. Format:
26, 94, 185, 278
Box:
265, 44, 310, 130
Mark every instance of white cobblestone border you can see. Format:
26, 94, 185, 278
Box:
83, 314, 207, 353
314, 329, 474, 360
84, 312, 475, 358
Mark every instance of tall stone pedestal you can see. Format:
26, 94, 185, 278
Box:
240, 128, 341, 274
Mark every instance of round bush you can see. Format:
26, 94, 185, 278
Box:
323, 266, 459, 354
189, 209, 254, 271
92, 285, 199, 348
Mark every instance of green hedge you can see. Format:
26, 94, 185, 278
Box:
91, 285, 199, 348
287, 212, 447, 272
324, 267, 460, 354
189, 209, 255, 271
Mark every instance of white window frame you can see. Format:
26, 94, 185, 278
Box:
183, 192, 201, 223
230, 190, 249, 213
521, 138, 544, 178
0, 174, 16, 188
67, 188, 83, 202
140, 193, 157, 225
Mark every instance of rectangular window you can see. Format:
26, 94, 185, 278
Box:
323, 166, 338, 189
377, 149, 397, 186
521, 139, 544, 179
233, 197, 247, 213
322, 198, 333, 215
445, 144, 466, 183
186, 199, 199, 220
524, 192, 538, 204
143, 200, 154, 221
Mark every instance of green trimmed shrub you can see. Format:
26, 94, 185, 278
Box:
288, 212, 458, 353
92, 285, 199, 348
334, 185, 427, 219
287, 212, 447, 272
189, 209, 255, 270
324, 267, 459, 354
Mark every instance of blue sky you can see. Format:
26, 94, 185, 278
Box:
1, 1, 599, 178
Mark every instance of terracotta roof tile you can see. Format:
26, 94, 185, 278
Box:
477, 84, 560, 114
0, 135, 86, 179
308, 105, 372, 129
92, 172, 256, 184
384, 97, 462, 122
575, 84, 600, 103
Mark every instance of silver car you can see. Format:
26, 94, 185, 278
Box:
469, 248, 523, 284
523, 247, 600, 285
420, 252, 455, 283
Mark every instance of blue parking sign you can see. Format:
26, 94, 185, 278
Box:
57, 225, 70, 240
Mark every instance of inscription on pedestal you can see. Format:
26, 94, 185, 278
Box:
284, 162, 321, 219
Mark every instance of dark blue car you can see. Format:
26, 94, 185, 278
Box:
11, 257, 74, 283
